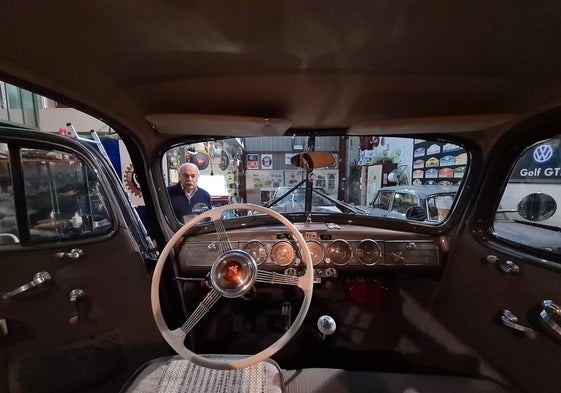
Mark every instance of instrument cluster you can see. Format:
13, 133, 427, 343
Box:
242, 238, 383, 268
179, 229, 439, 275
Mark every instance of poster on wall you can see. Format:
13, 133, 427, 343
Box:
411, 140, 466, 186
246, 154, 259, 169
261, 154, 273, 169
285, 170, 304, 187
285, 153, 295, 165
246, 170, 286, 204
313, 169, 338, 196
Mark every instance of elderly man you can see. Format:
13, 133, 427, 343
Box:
167, 163, 212, 222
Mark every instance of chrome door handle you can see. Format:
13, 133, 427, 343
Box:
55, 248, 85, 260
486, 255, 520, 274
1, 272, 52, 299
538, 300, 561, 341
499, 309, 537, 339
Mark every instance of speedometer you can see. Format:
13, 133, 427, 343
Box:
355, 240, 382, 266
271, 240, 295, 266
306, 240, 324, 266
326, 240, 352, 266
242, 240, 268, 265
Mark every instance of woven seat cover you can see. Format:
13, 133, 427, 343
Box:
121, 356, 284, 393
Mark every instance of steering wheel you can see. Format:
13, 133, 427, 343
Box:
151, 203, 314, 370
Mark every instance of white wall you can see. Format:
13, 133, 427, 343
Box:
38, 107, 109, 133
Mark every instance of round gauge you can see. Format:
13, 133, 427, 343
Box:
306, 240, 325, 266
355, 240, 382, 266
326, 240, 352, 266
271, 240, 296, 266
242, 240, 268, 265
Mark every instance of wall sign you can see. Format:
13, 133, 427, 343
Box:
511, 138, 561, 183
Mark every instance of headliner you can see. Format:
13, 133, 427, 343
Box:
1, 1, 561, 138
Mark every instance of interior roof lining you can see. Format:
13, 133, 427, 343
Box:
146, 113, 519, 137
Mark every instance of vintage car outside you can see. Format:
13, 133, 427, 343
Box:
367, 185, 459, 222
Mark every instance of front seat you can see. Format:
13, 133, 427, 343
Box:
120, 355, 285, 393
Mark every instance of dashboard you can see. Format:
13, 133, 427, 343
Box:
177, 222, 444, 279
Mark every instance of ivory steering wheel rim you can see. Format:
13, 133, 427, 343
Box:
151, 203, 314, 369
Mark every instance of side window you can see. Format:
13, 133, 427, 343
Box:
427, 194, 455, 221
372, 191, 392, 210
0, 143, 18, 244
391, 192, 418, 213
494, 136, 561, 255
21, 147, 113, 241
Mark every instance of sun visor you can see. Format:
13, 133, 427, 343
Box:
145, 114, 292, 137
349, 114, 518, 135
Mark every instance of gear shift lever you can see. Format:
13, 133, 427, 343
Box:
317, 315, 336, 340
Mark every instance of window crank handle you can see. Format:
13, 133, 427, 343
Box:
1, 272, 52, 300
499, 309, 536, 339
69, 289, 86, 324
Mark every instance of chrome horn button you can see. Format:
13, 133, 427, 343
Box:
209, 250, 258, 298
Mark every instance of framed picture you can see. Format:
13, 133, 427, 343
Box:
246, 153, 259, 169
261, 154, 273, 169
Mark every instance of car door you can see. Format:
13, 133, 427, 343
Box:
0, 130, 167, 393
425, 113, 561, 393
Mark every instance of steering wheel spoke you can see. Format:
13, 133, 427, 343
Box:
214, 218, 233, 252
256, 270, 300, 286
181, 288, 222, 334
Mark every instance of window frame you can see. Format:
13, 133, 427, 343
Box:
0, 138, 119, 247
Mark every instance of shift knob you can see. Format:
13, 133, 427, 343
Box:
317, 315, 336, 339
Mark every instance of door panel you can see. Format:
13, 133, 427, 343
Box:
0, 139, 167, 393
427, 233, 561, 393
426, 131, 561, 393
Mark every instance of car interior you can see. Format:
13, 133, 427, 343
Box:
1, 2, 561, 393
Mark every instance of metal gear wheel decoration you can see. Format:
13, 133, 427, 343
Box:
124, 163, 142, 198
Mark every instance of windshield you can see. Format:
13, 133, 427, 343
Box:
163, 136, 466, 224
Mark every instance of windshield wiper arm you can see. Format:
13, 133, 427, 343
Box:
313, 189, 365, 214
263, 178, 306, 208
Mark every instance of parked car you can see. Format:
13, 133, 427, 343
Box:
2, 3, 561, 393
367, 185, 459, 222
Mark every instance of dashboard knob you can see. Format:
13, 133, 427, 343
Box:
284, 267, 297, 276
325, 267, 337, 277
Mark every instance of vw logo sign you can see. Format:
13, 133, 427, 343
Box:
533, 144, 553, 163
